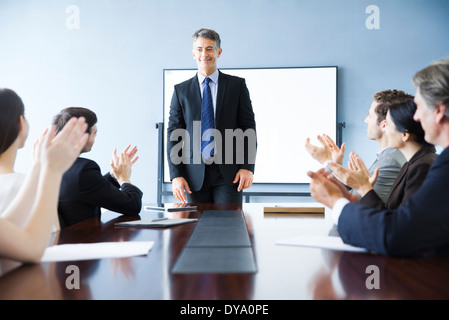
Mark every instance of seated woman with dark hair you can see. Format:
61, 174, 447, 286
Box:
329, 96, 437, 209
0, 88, 89, 262
0, 89, 28, 216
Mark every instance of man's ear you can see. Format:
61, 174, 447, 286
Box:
435, 102, 447, 123
217, 48, 222, 58
19, 115, 24, 131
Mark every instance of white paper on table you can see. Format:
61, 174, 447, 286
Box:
276, 235, 368, 253
41, 241, 154, 262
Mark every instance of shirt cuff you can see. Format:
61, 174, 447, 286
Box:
323, 160, 334, 173
331, 198, 350, 225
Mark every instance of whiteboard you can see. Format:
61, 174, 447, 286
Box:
163, 67, 337, 184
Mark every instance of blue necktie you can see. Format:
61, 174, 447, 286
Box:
201, 77, 214, 159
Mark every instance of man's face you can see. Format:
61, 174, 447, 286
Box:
414, 88, 437, 145
192, 37, 222, 76
82, 124, 97, 153
365, 101, 384, 141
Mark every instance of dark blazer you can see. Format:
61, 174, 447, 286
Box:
338, 147, 449, 257
359, 145, 437, 209
58, 157, 143, 228
167, 71, 256, 191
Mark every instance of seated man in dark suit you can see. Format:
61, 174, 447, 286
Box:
307, 56, 449, 257
52, 107, 143, 228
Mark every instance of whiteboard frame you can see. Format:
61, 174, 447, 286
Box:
162, 66, 338, 184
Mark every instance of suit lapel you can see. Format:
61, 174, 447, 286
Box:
190, 74, 202, 121
388, 147, 432, 202
388, 161, 408, 201
215, 71, 227, 125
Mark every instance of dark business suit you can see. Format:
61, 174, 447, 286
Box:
359, 145, 437, 209
167, 70, 256, 203
338, 147, 449, 257
57, 157, 143, 228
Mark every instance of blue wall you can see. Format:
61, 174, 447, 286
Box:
1, 0, 448, 203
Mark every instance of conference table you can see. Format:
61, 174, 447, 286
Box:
1, 202, 449, 301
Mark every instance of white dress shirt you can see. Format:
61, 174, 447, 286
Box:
331, 198, 350, 225
197, 69, 219, 116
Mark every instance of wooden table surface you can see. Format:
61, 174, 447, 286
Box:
1, 202, 449, 300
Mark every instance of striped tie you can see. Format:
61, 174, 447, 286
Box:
201, 77, 214, 159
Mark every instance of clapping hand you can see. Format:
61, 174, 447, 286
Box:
39, 117, 89, 174
307, 168, 345, 209
348, 152, 379, 187
110, 144, 139, 185
305, 134, 346, 165
328, 152, 379, 197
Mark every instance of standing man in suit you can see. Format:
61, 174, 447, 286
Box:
307, 56, 449, 257
305, 90, 408, 203
167, 28, 256, 203
53, 107, 143, 227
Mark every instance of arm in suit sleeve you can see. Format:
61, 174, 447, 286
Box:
338, 151, 449, 257
399, 162, 432, 206
167, 87, 186, 180
359, 189, 386, 209
78, 161, 143, 215
237, 79, 257, 173
104, 172, 120, 188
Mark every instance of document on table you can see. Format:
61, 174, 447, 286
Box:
263, 206, 325, 214
276, 235, 368, 253
144, 205, 198, 212
115, 218, 198, 228
41, 241, 154, 262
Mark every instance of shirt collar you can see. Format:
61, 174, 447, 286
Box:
377, 146, 389, 157
198, 69, 219, 85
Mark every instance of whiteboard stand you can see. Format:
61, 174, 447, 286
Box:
337, 122, 346, 147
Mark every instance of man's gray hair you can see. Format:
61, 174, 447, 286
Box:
413, 56, 449, 119
192, 28, 221, 49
